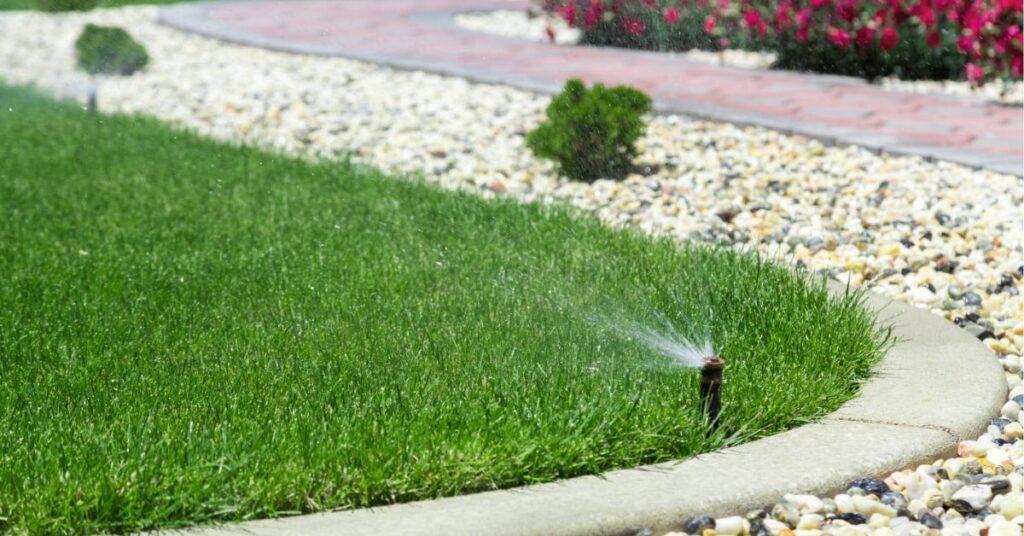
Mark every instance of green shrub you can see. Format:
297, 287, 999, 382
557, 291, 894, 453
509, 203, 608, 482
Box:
75, 24, 149, 76
36, 0, 98, 11
527, 79, 652, 182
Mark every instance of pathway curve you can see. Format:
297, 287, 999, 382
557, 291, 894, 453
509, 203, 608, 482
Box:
158, 0, 1023, 176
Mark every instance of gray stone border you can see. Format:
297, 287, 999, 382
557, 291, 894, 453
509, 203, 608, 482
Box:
158, 282, 1007, 536
157, 2, 1023, 177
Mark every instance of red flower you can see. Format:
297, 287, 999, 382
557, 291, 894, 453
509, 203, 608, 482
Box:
926, 30, 941, 47
775, 2, 793, 27
560, 3, 577, 27
796, 8, 814, 27
912, 5, 936, 26
965, 62, 984, 82
743, 10, 762, 28
664, 7, 682, 24
704, 14, 717, 33
880, 27, 899, 50
836, 0, 857, 22
957, 34, 979, 56
583, 1, 603, 29
643, 0, 656, 6
828, 27, 853, 47
744, 9, 768, 36
811, 0, 830, 9
856, 26, 876, 47
620, 17, 646, 36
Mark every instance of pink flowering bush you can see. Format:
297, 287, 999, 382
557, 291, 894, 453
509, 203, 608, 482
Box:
540, 0, 1023, 83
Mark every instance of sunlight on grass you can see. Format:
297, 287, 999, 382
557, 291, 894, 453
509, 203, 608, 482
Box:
0, 84, 890, 535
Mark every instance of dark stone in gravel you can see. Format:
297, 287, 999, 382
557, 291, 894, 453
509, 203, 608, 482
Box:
685, 514, 716, 534
935, 213, 951, 226
918, 512, 943, 529
835, 513, 867, 525
954, 316, 967, 327
849, 478, 890, 496
716, 210, 737, 224
935, 261, 958, 274
965, 312, 981, 322
963, 292, 983, 306
900, 239, 914, 248
975, 475, 1011, 493
951, 500, 975, 514
881, 491, 908, 510
1012, 394, 1023, 405
748, 515, 769, 536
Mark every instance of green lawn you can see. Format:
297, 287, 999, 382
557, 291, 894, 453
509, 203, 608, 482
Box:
0, 83, 890, 535
0, 0, 187, 10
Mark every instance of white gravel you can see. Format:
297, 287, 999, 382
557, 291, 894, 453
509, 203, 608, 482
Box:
0, 6, 1021, 536
454, 9, 1024, 105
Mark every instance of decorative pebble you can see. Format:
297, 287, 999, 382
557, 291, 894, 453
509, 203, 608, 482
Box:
849, 479, 891, 497
687, 514, 717, 534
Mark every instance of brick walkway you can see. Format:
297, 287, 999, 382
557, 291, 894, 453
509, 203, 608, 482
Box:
159, 0, 1022, 176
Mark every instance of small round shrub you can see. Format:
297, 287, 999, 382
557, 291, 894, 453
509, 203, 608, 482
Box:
527, 79, 652, 183
75, 24, 149, 76
36, 0, 98, 12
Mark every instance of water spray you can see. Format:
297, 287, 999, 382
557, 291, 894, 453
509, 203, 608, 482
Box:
699, 356, 724, 434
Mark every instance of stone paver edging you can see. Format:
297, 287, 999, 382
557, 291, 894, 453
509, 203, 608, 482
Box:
157, 0, 1023, 177
163, 284, 1007, 536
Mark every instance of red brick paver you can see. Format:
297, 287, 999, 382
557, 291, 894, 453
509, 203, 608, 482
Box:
159, 0, 1023, 175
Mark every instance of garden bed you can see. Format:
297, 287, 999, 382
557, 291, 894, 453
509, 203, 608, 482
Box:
0, 83, 890, 535
453, 9, 1024, 105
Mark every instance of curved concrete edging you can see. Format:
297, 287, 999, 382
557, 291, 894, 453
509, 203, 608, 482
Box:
166, 283, 1007, 536
155, 1, 1024, 177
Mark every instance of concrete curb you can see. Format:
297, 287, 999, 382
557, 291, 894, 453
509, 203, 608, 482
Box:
156, 2, 1023, 177
159, 283, 1007, 536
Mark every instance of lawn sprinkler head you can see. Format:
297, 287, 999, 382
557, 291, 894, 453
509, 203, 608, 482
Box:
699, 356, 724, 434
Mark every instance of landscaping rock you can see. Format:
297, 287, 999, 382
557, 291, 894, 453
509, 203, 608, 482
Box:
849, 478, 891, 497
685, 514, 716, 534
